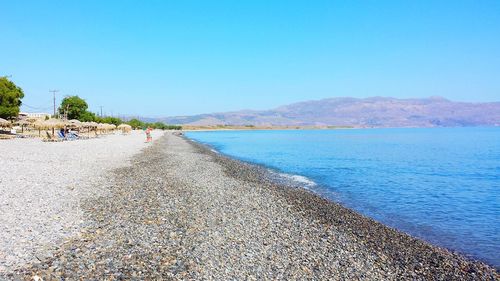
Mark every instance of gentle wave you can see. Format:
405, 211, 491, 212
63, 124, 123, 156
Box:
278, 173, 317, 188
200, 139, 317, 190
264, 169, 318, 190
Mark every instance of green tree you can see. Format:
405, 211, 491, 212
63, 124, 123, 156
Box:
59, 95, 89, 120
0, 77, 25, 119
127, 118, 145, 129
79, 111, 97, 122
154, 122, 167, 130
166, 125, 182, 130
101, 116, 123, 126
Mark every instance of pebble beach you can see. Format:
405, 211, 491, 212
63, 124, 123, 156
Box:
1, 132, 498, 280
0, 130, 163, 273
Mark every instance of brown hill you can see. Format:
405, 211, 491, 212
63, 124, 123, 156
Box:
158, 97, 500, 127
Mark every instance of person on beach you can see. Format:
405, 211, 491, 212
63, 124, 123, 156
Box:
145, 127, 152, 142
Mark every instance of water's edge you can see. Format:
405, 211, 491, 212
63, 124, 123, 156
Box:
183, 134, 498, 270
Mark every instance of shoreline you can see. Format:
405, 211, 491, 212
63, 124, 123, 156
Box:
7, 133, 498, 279
185, 136, 499, 271
184, 134, 498, 269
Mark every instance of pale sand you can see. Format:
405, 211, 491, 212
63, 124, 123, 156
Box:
0, 130, 164, 272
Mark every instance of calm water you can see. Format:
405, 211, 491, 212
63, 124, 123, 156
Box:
186, 127, 500, 267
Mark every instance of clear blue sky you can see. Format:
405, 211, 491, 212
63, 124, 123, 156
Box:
1, 1, 499, 116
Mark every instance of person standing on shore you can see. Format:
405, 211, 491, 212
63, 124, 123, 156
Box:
145, 127, 152, 142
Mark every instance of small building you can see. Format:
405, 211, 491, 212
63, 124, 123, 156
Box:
19, 112, 51, 120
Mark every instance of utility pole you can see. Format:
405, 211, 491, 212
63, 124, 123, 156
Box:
99, 106, 104, 117
49, 90, 59, 117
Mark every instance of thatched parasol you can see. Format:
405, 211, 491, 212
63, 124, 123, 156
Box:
0, 118, 11, 127
67, 119, 82, 127
117, 124, 132, 129
31, 118, 63, 137
26, 117, 39, 123
97, 123, 115, 131
81, 122, 97, 128
41, 118, 65, 129
15, 119, 31, 133
15, 119, 31, 126
33, 119, 45, 129
117, 123, 132, 133
32, 119, 63, 137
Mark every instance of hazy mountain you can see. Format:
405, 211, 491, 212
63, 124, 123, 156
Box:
155, 97, 500, 127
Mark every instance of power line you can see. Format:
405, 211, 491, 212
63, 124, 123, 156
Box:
22, 103, 52, 111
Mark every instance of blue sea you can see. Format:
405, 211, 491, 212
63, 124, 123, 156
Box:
186, 127, 500, 268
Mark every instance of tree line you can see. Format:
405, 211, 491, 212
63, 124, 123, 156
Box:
59, 96, 181, 130
0, 77, 181, 130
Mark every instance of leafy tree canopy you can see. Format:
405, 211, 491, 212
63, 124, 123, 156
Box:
145, 121, 182, 130
0, 77, 25, 119
79, 111, 98, 122
127, 118, 145, 129
122, 119, 182, 130
101, 116, 123, 126
59, 95, 88, 120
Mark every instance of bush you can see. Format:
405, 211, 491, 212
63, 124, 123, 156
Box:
101, 116, 123, 126
127, 118, 145, 129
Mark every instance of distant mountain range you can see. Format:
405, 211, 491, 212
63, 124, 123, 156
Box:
138, 97, 500, 127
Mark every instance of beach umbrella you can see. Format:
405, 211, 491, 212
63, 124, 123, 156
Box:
32, 119, 48, 137
33, 119, 45, 129
15, 119, 31, 126
42, 118, 65, 129
81, 122, 96, 137
68, 119, 81, 124
117, 124, 131, 129
97, 123, 114, 131
117, 124, 132, 133
0, 118, 11, 127
81, 122, 97, 128
32, 118, 63, 137
15, 119, 31, 133
67, 119, 82, 128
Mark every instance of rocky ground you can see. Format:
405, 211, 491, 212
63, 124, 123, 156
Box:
0, 130, 163, 273
4, 132, 498, 280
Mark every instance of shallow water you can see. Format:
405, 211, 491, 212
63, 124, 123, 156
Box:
186, 127, 500, 267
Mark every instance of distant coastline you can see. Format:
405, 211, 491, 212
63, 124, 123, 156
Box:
133, 96, 500, 128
